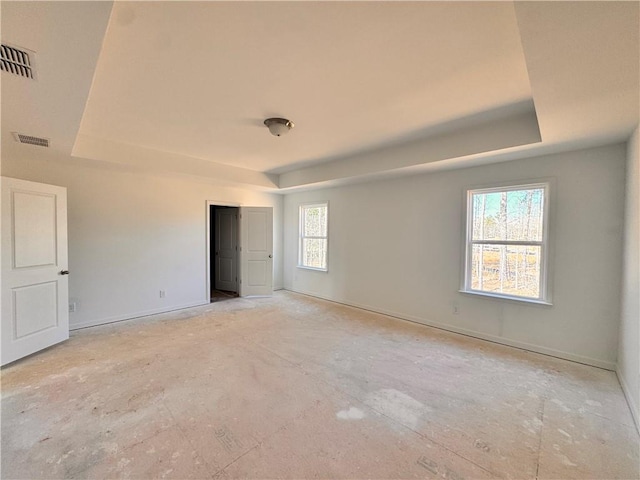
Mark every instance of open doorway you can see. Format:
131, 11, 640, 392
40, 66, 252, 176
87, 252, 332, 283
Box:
209, 205, 240, 303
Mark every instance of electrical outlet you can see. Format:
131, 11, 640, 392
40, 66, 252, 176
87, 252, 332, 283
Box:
159, 290, 166, 298
452, 301, 460, 315
69, 302, 77, 313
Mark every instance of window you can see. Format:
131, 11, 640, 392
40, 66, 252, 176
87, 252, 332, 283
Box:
299, 203, 328, 271
463, 182, 550, 303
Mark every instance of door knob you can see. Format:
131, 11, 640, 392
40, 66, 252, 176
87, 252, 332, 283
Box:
268, 254, 273, 258
60, 270, 69, 275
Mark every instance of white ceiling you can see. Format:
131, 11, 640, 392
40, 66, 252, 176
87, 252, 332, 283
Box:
1, 1, 638, 191
1, 1, 112, 157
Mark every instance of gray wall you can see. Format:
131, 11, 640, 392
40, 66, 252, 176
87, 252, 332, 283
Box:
2, 152, 283, 329
619, 126, 640, 429
284, 143, 626, 369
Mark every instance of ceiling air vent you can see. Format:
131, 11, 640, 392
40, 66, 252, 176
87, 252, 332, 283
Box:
12, 133, 49, 148
1, 44, 36, 79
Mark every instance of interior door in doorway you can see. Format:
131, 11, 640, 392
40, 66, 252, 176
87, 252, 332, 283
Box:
214, 208, 238, 293
239, 207, 273, 297
1, 177, 69, 366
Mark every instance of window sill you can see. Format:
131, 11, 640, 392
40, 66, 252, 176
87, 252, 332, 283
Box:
459, 289, 552, 306
297, 265, 328, 273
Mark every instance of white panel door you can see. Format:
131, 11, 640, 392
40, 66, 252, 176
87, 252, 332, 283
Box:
239, 207, 273, 297
214, 208, 238, 292
1, 177, 69, 366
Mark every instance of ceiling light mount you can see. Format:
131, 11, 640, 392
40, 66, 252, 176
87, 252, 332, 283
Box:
264, 117, 294, 137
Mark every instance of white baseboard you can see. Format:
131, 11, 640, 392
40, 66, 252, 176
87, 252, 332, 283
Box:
71, 287, 285, 331
285, 288, 616, 371
69, 301, 210, 331
616, 367, 640, 434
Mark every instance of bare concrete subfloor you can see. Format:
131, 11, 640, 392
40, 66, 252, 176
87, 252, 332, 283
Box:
2, 291, 638, 479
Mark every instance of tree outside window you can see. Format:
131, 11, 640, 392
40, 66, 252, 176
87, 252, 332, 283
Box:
464, 183, 550, 303
299, 203, 328, 271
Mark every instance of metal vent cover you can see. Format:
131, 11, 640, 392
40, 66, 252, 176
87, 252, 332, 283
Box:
1, 44, 36, 79
12, 133, 49, 148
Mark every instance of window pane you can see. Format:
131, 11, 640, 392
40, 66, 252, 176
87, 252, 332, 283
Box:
506, 189, 544, 241
303, 206, 327, 237
302, 238, 327, 269
472, 188, 544, 241
471, 244, 541, 298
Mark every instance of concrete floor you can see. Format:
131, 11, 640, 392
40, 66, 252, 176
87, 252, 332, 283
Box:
1, 291, 638, 479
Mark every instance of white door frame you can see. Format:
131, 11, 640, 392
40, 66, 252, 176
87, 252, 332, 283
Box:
205, 200, 240, 302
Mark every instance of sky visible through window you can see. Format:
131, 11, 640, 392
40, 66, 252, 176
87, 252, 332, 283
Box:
472, 188, 543, 241
470, 187, 545, 299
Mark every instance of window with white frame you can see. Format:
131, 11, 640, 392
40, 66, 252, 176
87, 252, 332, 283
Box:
463, 182, 550, 303
299, 203, 328, 270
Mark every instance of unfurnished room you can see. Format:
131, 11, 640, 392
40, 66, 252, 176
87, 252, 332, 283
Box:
1, 1, 639, 479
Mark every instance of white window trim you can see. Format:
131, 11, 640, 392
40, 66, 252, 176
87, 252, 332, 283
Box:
461, 181, 553, 305
298, 202, 329, 272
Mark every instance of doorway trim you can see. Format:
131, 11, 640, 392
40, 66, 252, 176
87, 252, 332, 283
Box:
205, 200, 240, 303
